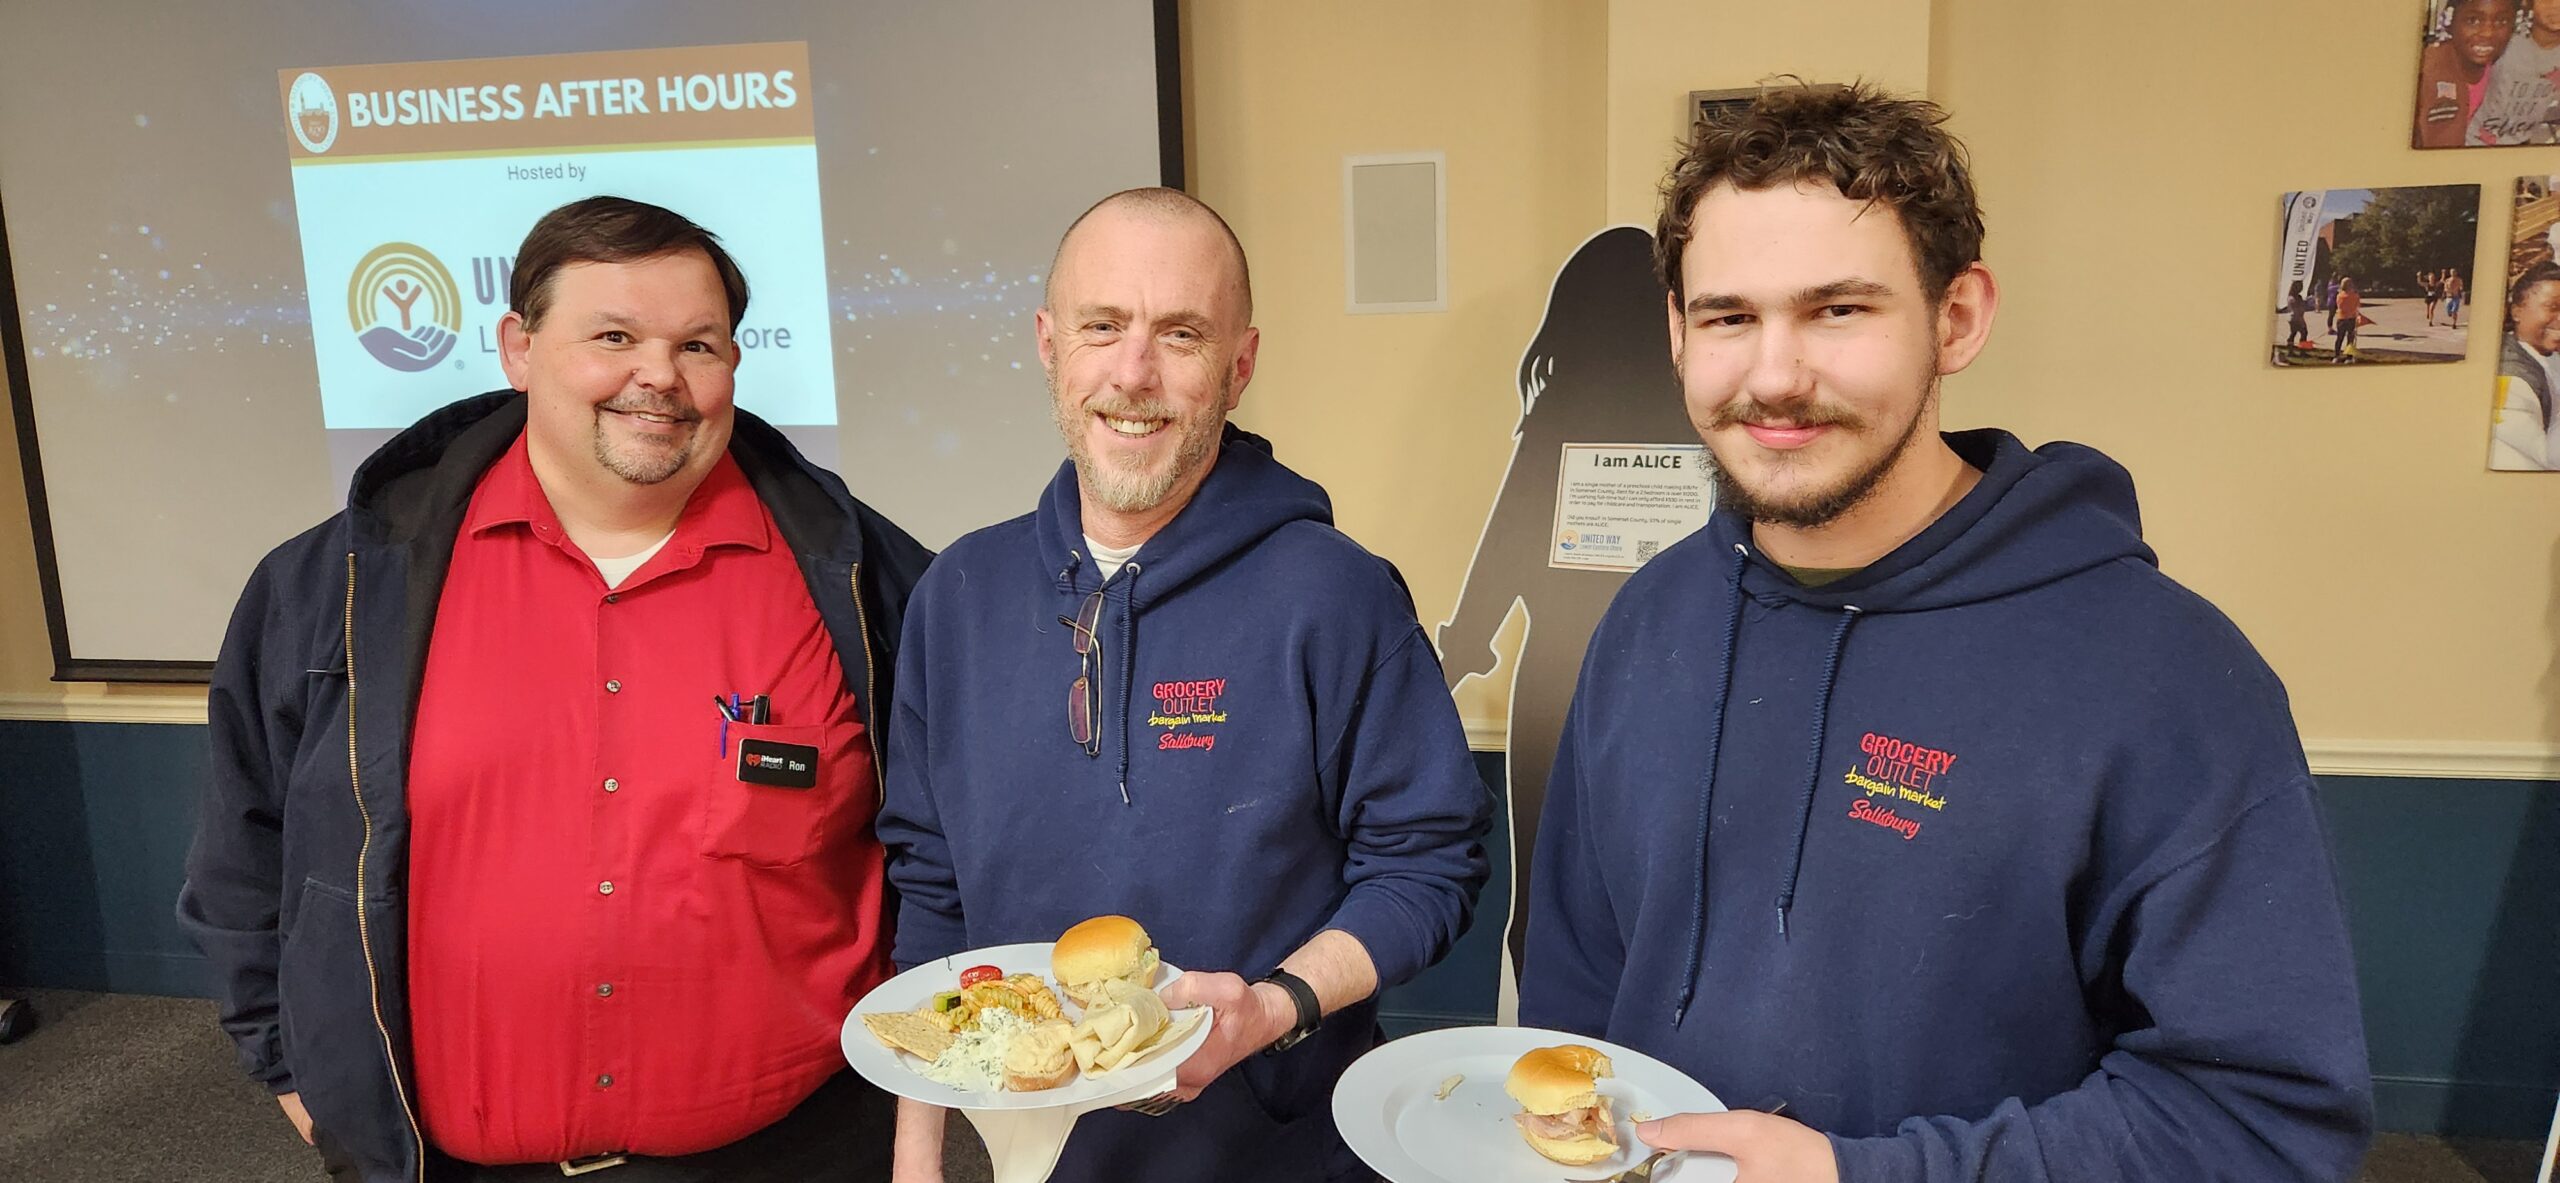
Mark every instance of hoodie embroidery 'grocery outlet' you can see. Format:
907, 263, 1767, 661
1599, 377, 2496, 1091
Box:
1521, 429, 2372, 1183
880, 426, 1492, 1183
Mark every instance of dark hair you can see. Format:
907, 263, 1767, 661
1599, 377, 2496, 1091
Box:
2510, 262, 2560, 311
1654, 81, 1984, 306
511, 196, 749, 331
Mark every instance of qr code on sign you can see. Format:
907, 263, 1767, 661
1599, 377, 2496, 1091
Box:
1634, 540, 1660, 563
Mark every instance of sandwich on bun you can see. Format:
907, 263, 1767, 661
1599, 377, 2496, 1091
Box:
1052, 915, 1159, 1007
1504, 1044, 1619, 1166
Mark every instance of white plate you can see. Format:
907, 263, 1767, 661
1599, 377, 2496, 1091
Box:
1332, 1026, 1737, 1183
840, 941, 1213, 1112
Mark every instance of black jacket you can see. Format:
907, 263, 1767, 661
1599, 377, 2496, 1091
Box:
177, 392, 931, 1181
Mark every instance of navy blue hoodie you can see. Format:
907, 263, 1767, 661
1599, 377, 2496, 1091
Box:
1520, 430, 2372, 1182
879, 427, 1491, 1182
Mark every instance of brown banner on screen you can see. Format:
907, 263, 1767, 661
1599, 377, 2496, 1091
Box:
279, 42, 812, 161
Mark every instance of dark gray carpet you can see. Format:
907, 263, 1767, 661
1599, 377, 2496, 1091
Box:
0, 989, 991, 1182
0, 989, 2542, 1181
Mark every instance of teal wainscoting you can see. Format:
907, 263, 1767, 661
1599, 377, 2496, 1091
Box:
3, 724, 2550, 1137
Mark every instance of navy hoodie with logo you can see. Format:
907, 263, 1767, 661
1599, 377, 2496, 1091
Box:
1520, 430, 2372, 1182
878, 427, 1491, 1182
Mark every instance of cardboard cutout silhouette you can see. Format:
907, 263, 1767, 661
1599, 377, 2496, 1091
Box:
1437, 226, 1703, 1003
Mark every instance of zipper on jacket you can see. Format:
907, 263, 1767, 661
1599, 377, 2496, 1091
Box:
850, 563, 887, 805
344, 553, 425, 1169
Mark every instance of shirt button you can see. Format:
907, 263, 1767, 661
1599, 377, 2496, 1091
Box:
596, 983, 614, 998
605, 679, 622, 693
602, 778, 620, 793
598, 881, 615, 895
596, 1074, 615, 1090
604, 593, 619, 603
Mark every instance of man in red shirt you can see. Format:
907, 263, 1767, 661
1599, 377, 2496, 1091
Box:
180, 197, 932, 1182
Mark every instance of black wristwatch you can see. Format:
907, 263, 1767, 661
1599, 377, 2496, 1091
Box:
1256, 968, 1322, 1054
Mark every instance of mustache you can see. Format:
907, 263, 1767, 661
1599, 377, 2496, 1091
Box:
1085, 395, 1179, 422
1708, 398, 1864, 433
597, 395, 699, 422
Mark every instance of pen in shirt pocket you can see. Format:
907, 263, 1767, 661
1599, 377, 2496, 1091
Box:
714, 694, 741, 755
712, 694, 772, 755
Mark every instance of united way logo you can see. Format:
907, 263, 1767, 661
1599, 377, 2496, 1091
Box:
287, 72, 339, 154
347, 244, 461, 372
1557, 529, 1580, 551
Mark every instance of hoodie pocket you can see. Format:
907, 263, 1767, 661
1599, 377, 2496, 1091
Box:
697, 722, 848, 867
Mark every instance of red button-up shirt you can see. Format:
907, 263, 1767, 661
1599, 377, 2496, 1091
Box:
407, 435, 890, 1164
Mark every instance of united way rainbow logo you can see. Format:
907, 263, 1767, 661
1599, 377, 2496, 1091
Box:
347, 243, 461, 372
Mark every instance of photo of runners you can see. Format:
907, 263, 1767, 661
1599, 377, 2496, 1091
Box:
2413, 0, 2560, 148
2491, 176, 2560, 467
2271, 185, 2481, 367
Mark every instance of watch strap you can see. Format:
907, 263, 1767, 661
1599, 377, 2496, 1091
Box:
1256, 968, 1321, 1053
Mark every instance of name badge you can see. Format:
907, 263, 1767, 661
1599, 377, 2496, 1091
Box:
736, 739, 819, 789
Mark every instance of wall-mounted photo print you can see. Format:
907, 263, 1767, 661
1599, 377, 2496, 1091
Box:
2272, 186, 2481, 367
2492, 177, 2560, 469
2414, 0, 2560, 147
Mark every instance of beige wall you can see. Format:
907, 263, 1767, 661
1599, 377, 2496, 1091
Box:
1183, 0, 1607, 734
1607, 0, 1930, 224
0, 385, 54, 694
1935, 0, 2560, 754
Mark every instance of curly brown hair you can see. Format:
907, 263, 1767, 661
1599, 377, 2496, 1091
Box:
1655, 81, 1984, 307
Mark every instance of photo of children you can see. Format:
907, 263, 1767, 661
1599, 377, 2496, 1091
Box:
2271, 186, 2481, 367
2491, 176, 2560, 468
2413, 0, 2533, 147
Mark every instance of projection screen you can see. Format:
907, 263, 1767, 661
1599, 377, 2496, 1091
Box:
1, 0, 1178, 679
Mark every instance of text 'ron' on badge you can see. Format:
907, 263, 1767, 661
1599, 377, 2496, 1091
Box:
736, 739, 818, 789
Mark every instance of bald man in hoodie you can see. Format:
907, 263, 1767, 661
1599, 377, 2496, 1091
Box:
878, 188, 1490, 1182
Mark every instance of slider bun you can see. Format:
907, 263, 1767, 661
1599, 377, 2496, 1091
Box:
1505, 1044, 1613, 1115
1052, 915, 1154, 998
1520, 1126, 1618, 1166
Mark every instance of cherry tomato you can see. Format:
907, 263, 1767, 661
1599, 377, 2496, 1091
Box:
958, 964, 1002, 988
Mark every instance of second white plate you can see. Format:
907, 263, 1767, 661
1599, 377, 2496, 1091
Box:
1332, 1025, 1737, 1183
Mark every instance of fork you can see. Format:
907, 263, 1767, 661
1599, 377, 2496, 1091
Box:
1567, 1148, 1678, 1182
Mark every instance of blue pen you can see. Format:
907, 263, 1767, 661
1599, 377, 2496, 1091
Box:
714, 695, 738, 755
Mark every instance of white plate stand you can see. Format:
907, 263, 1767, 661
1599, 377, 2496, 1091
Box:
957, 1066, 1177, 1183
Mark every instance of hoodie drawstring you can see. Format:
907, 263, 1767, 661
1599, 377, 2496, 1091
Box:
1671, 544, 1752, 1027
1777, 605, 1861, 936
1113, 563, 1141, 805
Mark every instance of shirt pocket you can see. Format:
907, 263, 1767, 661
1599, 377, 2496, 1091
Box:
698, 721, 846, 868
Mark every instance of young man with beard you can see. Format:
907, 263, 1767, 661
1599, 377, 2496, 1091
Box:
1518, 85, 2373, 1181
180, 197, 930, 1182
877, 188, 1489, 1181
2418, 0, 2513, 149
